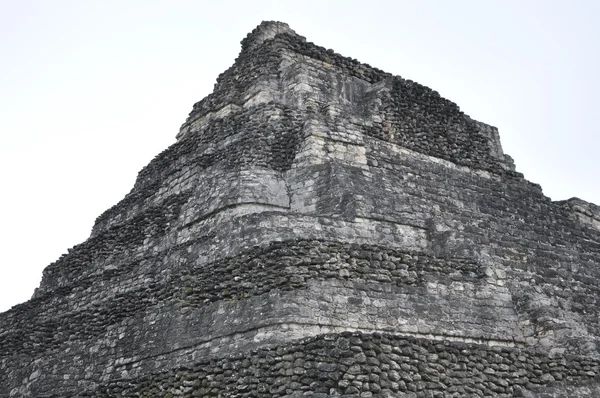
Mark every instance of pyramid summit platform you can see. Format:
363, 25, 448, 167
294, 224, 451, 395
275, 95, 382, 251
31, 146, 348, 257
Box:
2, 21, 600, 397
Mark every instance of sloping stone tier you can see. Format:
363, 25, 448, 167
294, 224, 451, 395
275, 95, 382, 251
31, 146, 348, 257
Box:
0, 239, 516, 397
180, 22, 511, 175
72, 332, 600, 397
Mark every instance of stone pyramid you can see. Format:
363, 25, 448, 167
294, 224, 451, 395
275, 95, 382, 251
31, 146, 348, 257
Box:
2, 21, 600, 397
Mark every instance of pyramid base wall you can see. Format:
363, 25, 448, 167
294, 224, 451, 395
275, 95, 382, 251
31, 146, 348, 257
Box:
82, 331, 600, 397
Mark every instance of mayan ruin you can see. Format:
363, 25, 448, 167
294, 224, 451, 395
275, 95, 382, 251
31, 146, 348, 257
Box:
1, 21, 600, 397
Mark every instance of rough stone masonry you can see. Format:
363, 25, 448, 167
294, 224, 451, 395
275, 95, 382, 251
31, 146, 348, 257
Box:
1, 21, 600, 398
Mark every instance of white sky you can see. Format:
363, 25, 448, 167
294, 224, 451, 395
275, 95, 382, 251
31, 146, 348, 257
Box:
0, 0, 598, 312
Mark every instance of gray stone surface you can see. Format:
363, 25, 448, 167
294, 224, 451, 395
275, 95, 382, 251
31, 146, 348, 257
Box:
1, 21, 599, 397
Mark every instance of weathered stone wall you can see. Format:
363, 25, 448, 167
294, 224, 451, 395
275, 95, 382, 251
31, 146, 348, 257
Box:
180, 22, 513, 174
79, 333, 600, 397
1, 21, 599, 397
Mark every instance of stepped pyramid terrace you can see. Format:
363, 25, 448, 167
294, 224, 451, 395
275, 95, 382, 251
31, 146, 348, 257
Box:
1, 21, 600, 398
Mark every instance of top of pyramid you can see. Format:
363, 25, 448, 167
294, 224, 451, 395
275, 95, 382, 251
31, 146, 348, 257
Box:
176, 21, 520, 176
241, 21, 300, 52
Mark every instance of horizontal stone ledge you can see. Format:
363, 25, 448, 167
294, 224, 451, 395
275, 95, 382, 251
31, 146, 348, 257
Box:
110, 321, 526, 375
177, 201, 291, 231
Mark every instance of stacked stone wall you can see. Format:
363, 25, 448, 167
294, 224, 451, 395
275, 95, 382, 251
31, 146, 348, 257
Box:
274, 31, 509, 174
93, 103, 303, 236
86, 332, 600, 397
179, 22, 511, 176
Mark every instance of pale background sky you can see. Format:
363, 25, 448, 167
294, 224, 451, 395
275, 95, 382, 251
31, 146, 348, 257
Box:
0, 0, 598, 312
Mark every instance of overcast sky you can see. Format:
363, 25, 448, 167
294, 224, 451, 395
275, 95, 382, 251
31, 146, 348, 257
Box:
0, 0, 598, 312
